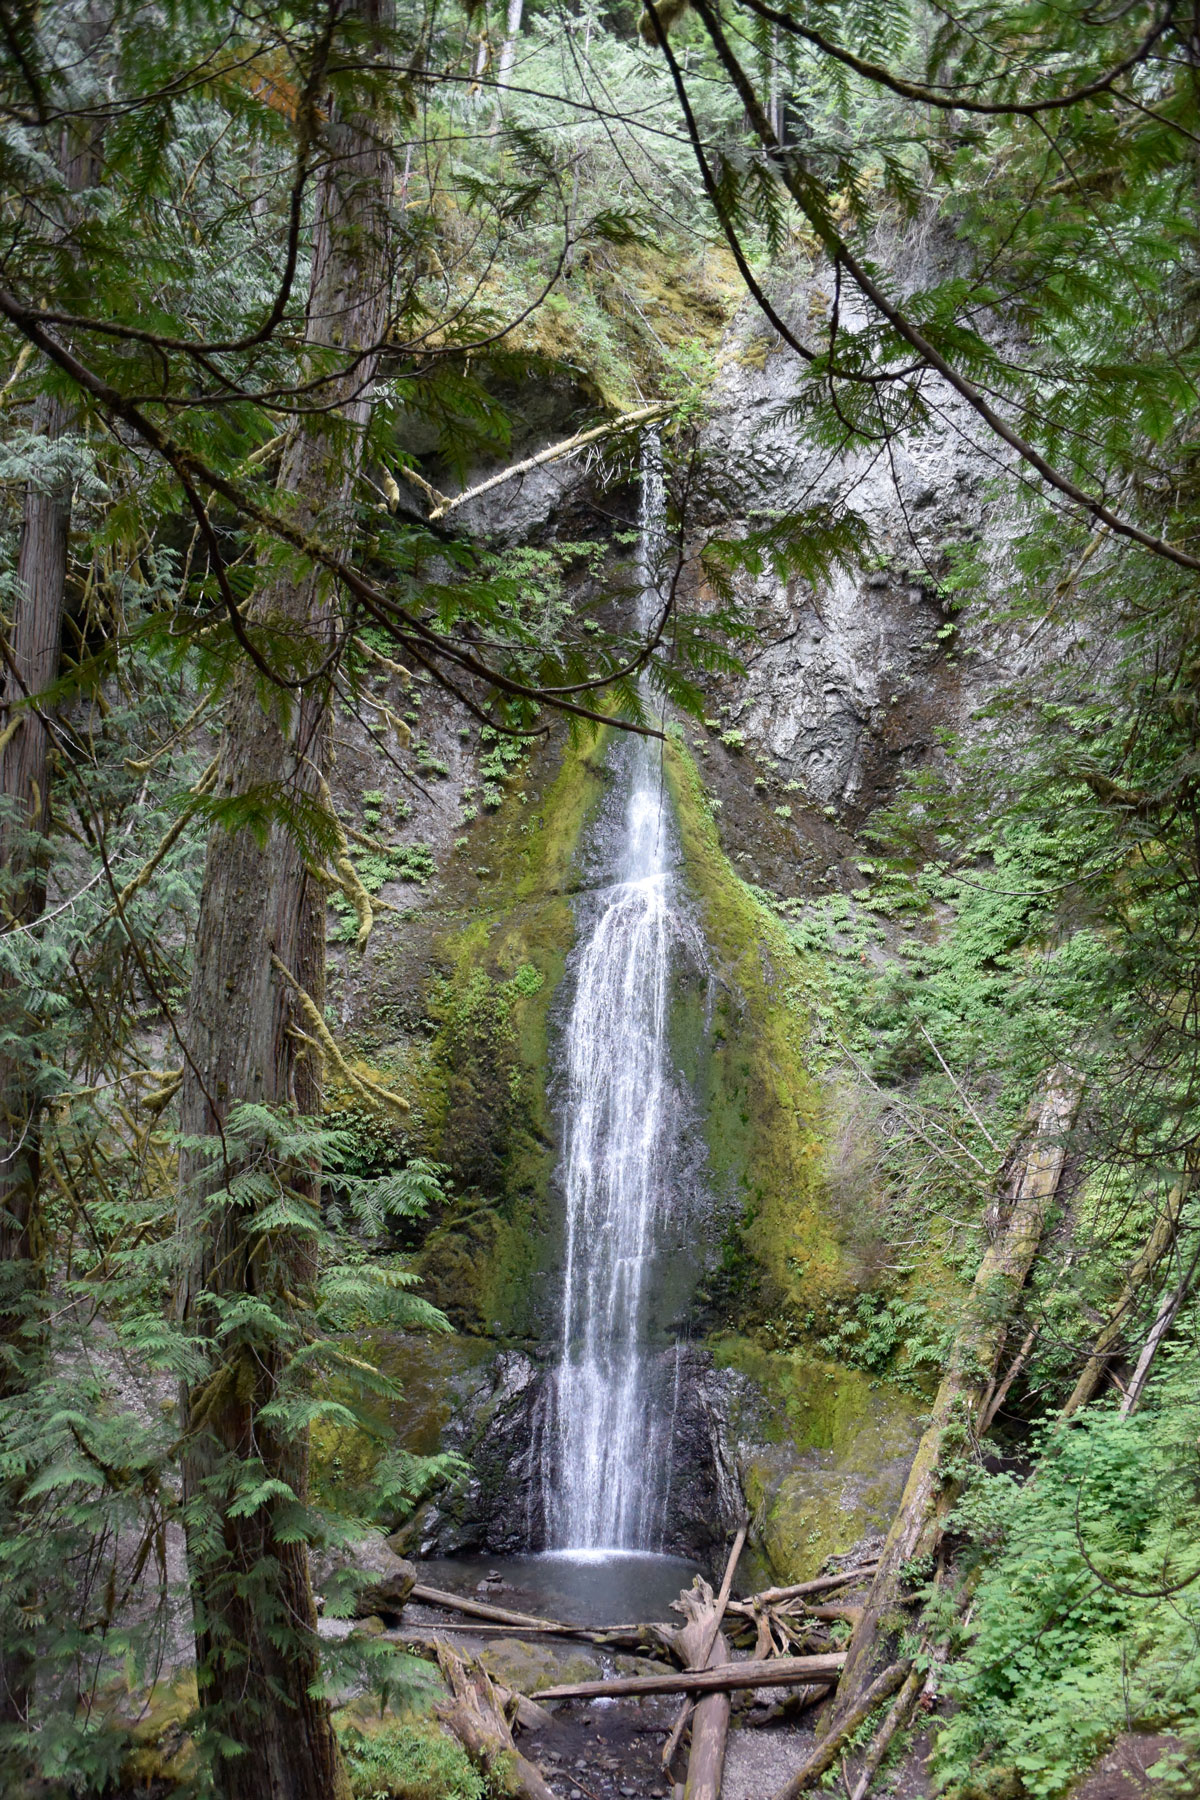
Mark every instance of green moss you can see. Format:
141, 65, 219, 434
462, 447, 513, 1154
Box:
405, 731, 610, 1339
713, 1335, 924, 1582
666, 744, 856, 1317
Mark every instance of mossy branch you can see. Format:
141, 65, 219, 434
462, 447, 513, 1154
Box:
270, 954, 409, 1117
107, 757, 220, 919
313, 771, 373, 951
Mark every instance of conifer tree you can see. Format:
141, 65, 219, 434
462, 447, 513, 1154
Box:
173, 3, 396, 1790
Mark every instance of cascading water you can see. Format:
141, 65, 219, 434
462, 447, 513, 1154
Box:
544, 435, 696, 1552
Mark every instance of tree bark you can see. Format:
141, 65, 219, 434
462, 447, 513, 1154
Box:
175, 11, 393, 1795
829, 1067, 1080, 1724
0, 93, 101, 1739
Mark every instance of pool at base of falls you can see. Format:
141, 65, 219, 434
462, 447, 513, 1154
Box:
415, 1551, 706, 1627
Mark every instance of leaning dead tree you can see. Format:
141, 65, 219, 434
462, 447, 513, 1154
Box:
1062, 1158, 1195, 1417
830, 1066, 1081, 1721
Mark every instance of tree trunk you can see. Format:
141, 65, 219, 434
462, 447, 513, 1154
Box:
0, 94, 101, 1738
0, 72, 103, 1345
0, 390, 72, 1302
829, 1067, 1080, 1724
175, 11, 393, 1794
497, 0, 524, 91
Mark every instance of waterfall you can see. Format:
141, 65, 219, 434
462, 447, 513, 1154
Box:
544, 433, 689, 1552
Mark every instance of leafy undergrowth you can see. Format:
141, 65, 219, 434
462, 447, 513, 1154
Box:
338, 1716, 486, 1800
931, 1347, 1200, 1799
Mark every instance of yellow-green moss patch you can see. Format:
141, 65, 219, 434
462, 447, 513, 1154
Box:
667, 744, 856, 1313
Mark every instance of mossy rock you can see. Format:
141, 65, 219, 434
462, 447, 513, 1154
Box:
479, 1636, 602, 1694
715, 1337, 923, 1582
666, 745, 856, 1316
119, 1673, 199, 1789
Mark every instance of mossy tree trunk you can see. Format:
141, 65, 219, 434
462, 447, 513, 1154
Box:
829, 1067, 1080, 1726
175, 12, 393, 1794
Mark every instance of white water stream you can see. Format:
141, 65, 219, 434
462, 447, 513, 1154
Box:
544, 436, 692, 1551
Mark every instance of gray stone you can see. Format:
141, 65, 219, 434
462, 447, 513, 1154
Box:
311, 1535, 417, 1619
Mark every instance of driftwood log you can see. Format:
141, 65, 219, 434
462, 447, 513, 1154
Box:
831, 1067, 1080, 1723
538, 1652, 845, 1702
745, 1564, 878, 1606
661, 1525, 747, 1781
663, 1567, 743, 1800
435, 1644, 556, 1800
409, 1582, 656, 1649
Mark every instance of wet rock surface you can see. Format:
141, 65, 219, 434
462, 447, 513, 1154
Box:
415, 1344, 745, 1561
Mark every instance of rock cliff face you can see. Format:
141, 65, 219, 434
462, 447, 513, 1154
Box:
699, 270, 1024, 828
330, 237, 1056, 1580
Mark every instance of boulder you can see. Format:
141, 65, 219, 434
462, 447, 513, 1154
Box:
312, 1535, 417, 1619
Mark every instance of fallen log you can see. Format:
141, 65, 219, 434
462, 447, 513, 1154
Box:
662, 1524, 748, 1781
538, 1653, 845, 1702
769, 1659, 912, 1800
409, 1582, 654, 1647
398, 1618, 664, 1653
831, 1066, 1080, 1723
412, 1583, 568, 1631
748, 1564, 878, 1607
848, 1666, 922, 1800
435, 1643, 556, 1800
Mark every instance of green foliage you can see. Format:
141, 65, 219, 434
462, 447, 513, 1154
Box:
338, 1717, 486, 1800
934, 1356, 1200, 1798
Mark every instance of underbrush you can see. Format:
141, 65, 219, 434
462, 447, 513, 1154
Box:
337, 1716, 486, 1800
931, 1346, 1200, 1798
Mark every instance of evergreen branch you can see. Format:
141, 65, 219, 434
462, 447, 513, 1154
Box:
732, 0, 1173, 120
679, 0, 1200, 576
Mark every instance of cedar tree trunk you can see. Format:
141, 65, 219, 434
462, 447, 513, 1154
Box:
175, 13, 393, 1794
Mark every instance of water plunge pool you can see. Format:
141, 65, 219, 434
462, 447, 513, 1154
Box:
416, 1551, 707, 1628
